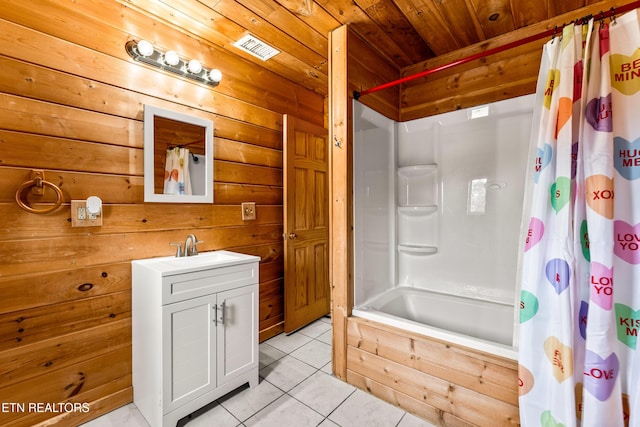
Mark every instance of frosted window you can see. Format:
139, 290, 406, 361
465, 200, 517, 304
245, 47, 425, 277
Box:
468, 178, 487, 214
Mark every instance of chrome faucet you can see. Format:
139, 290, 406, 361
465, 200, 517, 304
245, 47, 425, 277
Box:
170, 234, 203, 257
184, 234, 201, 257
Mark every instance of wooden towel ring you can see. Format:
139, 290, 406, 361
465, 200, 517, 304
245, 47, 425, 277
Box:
15, 170, 64, 214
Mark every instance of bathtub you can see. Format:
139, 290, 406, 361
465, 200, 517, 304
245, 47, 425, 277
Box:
352, 286, 518, 360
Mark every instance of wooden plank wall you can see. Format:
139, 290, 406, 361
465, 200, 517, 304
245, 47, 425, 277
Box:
0, 1, 324, 426
347, 319, 519, 427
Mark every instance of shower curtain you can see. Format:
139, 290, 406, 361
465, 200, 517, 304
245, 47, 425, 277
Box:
164, 147, 192, 195
519, 10, 640, 427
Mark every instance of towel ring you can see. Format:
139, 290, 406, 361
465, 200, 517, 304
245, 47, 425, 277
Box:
15, 170, 64, 214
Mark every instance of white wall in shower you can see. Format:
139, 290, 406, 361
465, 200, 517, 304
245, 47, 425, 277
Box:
354, 94, 534, 307
353, 101, 396, 306
398, 95, 533, 304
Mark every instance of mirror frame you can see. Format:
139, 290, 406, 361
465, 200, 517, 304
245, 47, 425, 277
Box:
143, 104, 214, 203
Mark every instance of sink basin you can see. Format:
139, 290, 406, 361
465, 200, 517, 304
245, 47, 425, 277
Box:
134, 250, 260, 274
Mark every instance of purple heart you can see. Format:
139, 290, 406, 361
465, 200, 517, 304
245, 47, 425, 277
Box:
545, 258, 570, 294
583, 350, 619, 401
586, 94, 612, 132
579, 301, 588, 340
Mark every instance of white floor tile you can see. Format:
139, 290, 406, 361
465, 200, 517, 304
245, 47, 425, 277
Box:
398, 412, 439, 427
329, 389, 405, 427
317, 419, 340, 427
80, 403, 149, 427
259, 355, 316, 392
259, 342, 286, 369
264, 331, 312, 354
218, 379, 284, 422
289, 371, 355, 416
290, 339, 331, 369
180, 402, 240, 427
317, 329, 332, 345
297, 319, 332, 338
244, 394, 324, 427
84, 323, 440, 427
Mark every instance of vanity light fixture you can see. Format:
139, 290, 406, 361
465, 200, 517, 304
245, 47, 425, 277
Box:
125, 40, 222, 87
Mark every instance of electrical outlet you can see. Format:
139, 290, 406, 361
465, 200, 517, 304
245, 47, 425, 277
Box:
71, 200, 103, 227
241, 202, 256, 221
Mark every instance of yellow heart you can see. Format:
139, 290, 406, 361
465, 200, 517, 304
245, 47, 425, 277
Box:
543, 69, 561, 110
544, 336, 574, 382
611, 50, 640, 95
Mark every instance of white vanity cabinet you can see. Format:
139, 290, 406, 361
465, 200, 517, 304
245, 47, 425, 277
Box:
132, 251, 260, 427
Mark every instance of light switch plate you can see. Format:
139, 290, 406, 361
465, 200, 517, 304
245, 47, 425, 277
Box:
241, 202, 256, 221
71, 200, 103, 227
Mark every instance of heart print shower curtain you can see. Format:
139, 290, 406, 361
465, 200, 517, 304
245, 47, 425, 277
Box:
519, 9, 640, 427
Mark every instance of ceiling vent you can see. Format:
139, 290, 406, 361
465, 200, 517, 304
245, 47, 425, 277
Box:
233, 34, 280, 61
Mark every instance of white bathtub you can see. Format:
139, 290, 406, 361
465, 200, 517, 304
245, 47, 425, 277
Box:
352, 286, 518, 360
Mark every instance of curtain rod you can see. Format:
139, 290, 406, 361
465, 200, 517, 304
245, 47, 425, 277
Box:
354, 1, 640, 99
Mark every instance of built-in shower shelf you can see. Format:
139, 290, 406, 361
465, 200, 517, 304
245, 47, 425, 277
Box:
398, 244, 437, 255
397, 164, 437, 178
397, 206, 437, 216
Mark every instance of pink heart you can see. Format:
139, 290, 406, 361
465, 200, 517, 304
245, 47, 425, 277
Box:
525, 217, 544, 252
614, 221, 640, 264
590, 262, 613, 310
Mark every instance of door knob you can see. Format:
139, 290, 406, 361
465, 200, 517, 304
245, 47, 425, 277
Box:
288, 233, 297, 239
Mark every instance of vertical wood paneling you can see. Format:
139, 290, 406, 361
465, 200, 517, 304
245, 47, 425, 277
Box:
329, 23, 398, 380
0, 2, 324, 425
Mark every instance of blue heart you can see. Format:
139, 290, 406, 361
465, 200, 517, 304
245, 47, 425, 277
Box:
535, 144, 553, 183
614, 136, 640, 180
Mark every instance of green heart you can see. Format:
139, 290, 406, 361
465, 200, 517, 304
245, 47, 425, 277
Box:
541, 410, 565, 427
550, 177, 571, 213
520, 290, 539, 323
580, 220, 590, 261
615, 303, 639, 349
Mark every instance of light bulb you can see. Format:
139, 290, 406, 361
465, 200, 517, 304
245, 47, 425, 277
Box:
208, 69, 222, 83
136, 40, 154, 57
187, 59, 202, 74
163, 51, 180, 66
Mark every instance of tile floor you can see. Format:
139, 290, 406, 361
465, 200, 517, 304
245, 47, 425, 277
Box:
82, 316, 436, 427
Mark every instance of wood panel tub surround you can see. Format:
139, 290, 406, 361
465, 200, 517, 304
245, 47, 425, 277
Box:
347, 318, 519, 427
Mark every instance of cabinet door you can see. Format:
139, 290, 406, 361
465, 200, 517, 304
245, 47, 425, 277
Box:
162, 294, 216, 413
216, 284, 258, 385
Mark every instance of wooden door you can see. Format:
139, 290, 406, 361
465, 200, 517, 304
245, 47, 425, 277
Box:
283, 115, 330, 333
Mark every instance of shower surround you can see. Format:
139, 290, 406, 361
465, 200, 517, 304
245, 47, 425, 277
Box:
349, 94, 534, 425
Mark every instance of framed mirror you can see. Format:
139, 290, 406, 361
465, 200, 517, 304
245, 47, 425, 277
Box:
143, 105, 214, 203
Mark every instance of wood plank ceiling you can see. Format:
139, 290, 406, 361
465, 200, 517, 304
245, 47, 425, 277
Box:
122, 0, 606, 97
